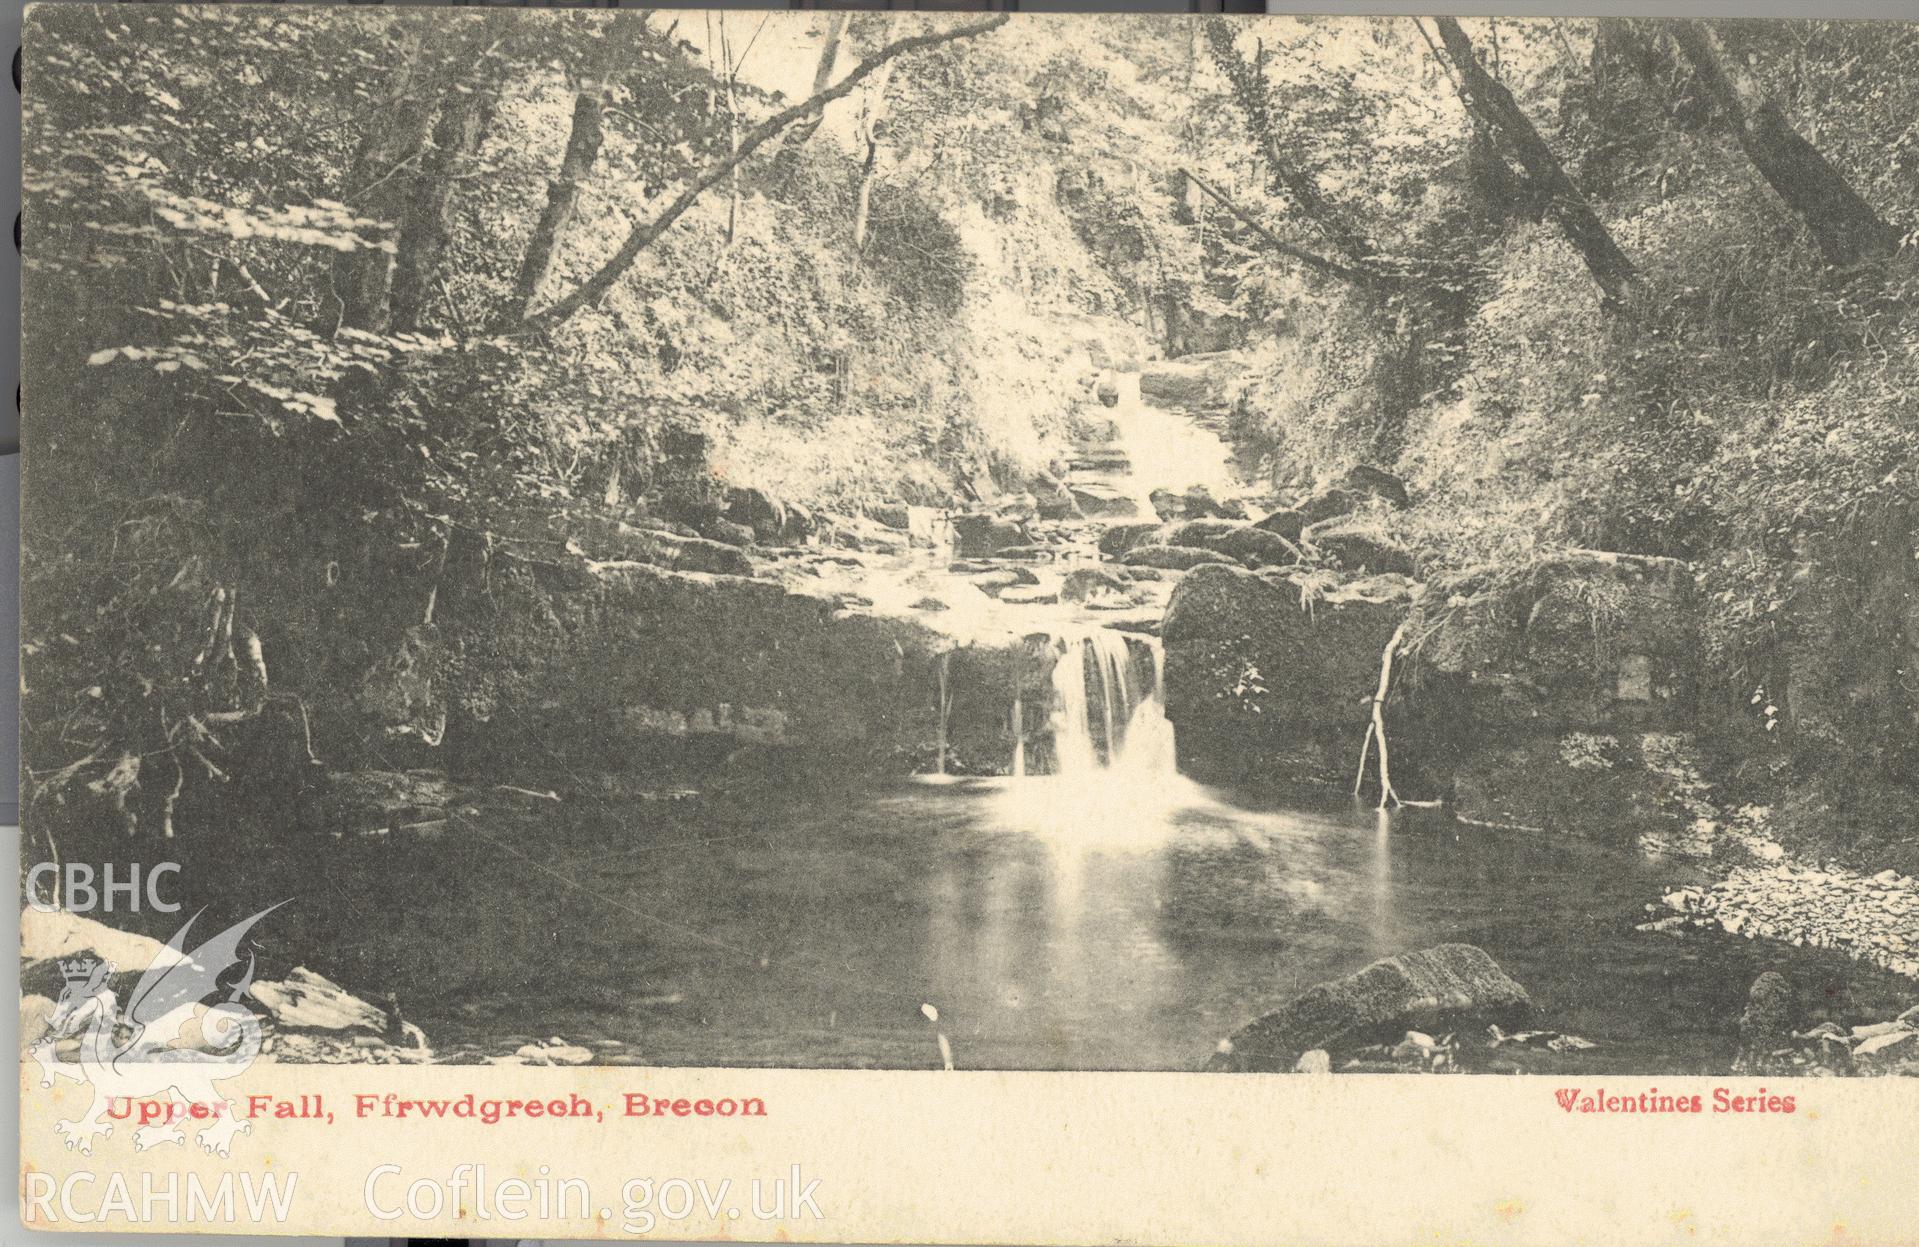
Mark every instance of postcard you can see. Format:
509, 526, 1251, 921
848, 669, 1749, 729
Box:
17, 6, 1917, 1240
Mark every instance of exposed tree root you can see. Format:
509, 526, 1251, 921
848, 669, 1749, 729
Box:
1356, 621, 1410, 811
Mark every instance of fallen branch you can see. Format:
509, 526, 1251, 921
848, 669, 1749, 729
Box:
516, 13, 1009, 334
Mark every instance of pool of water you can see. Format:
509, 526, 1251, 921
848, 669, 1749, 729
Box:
208, 771, 1905, 1071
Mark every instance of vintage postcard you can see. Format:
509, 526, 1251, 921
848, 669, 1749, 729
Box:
16, 5, 1918, 1241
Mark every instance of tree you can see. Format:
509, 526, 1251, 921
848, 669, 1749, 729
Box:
516, 13, 1010, 333
1430, 17, 1638, 306
1669, 21, 1899, 268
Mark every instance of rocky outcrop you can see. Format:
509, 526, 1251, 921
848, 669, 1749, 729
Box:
448, 559, 1031, 782
577, 516, 755, 577
1208, 944, 1531, 1072
1161, 564, 1416, 783
1138, 351, 1245, 411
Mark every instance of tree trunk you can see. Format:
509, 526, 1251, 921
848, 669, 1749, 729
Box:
390, 79, 497, 334
784, 11, 848, 150
1670, 22, 1898, 268
849, 59, 896, 254
505, 78, 609, 324
1433, 17, 1637, 306
331, 26, 435, 334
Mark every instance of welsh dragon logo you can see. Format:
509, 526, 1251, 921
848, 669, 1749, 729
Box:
29, 905, 282, 1157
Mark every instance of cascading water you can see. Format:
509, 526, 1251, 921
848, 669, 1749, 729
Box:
1043, 628, 1175, 778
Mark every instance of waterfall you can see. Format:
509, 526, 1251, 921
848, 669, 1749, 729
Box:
935, 651, 953, 776
1010, 691, 1026, 778
1043, 628, 1175, 777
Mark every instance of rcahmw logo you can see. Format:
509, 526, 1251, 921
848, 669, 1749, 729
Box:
22, 1169, 298, 1226
30, 904, 285, 1156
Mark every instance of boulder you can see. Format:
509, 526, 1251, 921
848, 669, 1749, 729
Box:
969, 567, 1042, 597
1253, 508, 1306, 543
1149, 485, 1243, 522
1297, 486, 1364, 527
1095, 377, 1121, 408
1068, 483, 1139, 518
1161, 562, 1293, 644
868, 503, 912, 531
1160, 564, 1413, 782
1154, 520, 1299, 570
1342, 464, 1411, 509
250, 967, 389, 1036
1061, 567, 1131, 604
950, 513, 1028, 558
1123, 545, 1230, 572
1308, 519, 1414, 576
1208, 944, 1531, 1072
20, 909, 170, 976
725, 486, 811, 545
1031, 473, 1082, 521
1098, 522, 1165, 559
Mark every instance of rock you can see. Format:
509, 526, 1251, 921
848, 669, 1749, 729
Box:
1149, 519, 1300, 570
578, 518, 756, 577
1297, 486, 1364, 527
1138, 351, 1244, 410
994, 544, 1065, 562
1253, 508, 1306, 543
999, 586, 1060, 606
1308, 519, 1414, 576
1853, 1030, 1918, 1059
20, 907, 171, 970
250, 968, 389, 1036
1031, 473, 1082, 521
1123, 545, 1230, 572
950, 513, 1028, 558
1095, 377, 1121, 408
909, 596, 950, 612
1737, 971, 1795, 1064
1212, 527, 1301, 570
1209, 944, 1531, 1072
869, 503, 912, 530
1098, 522, 1165, 558
1149, 486, 1236, 522
1068, 482, 1140, 518
1294, 1048, 1333, 1074
699, 517, 757, 549
969, 568, 1040, 596
1061, 567, 1131, 604
515, 1037, 594, 1066
1161, 562, 1292, 643
1341, 464, 1411, 509
726, 487, 812, 545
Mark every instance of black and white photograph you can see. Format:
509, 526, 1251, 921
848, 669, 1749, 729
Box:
18, 2, 1919, 1109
